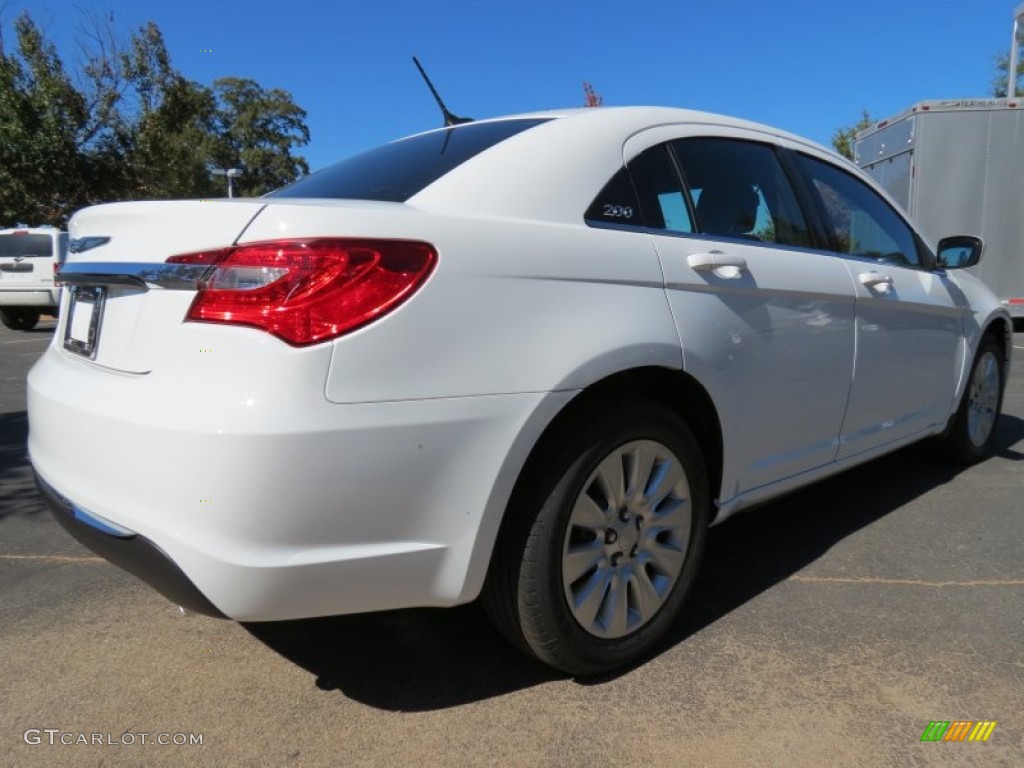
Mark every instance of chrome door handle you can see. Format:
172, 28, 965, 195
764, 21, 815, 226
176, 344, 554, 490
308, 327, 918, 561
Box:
859, 271, 893, 292
687, 252, 748, 273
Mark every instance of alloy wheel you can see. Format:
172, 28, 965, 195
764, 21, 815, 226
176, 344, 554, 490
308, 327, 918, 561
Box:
561, 440, 692, 639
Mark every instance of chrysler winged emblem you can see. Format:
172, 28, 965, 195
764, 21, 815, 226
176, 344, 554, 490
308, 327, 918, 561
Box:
68, 236, 111, 254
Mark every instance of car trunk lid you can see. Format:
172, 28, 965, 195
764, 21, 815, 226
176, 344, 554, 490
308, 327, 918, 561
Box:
58, 200, 266, 373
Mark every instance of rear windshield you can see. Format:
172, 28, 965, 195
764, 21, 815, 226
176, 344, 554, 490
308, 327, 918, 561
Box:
269, 118, 551, 202
0, 234, 54, 258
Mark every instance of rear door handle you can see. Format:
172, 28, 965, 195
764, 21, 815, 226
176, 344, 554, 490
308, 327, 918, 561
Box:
859, 271, 893, 292
687, 252, 748, 273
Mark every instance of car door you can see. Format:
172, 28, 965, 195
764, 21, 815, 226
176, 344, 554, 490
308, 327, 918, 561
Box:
620, 128, 858, 502
792, 152, 967, 459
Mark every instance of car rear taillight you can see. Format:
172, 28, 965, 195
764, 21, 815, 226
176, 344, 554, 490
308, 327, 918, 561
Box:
166, 239, 437, 345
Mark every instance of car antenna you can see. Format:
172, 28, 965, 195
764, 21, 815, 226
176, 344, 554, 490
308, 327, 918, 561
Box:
412, 56, 473, 127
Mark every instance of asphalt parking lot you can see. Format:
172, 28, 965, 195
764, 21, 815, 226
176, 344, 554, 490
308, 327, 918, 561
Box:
1, 320, 1022, 768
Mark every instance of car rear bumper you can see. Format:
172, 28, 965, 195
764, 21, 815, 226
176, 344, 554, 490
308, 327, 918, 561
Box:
1001, 300, 1024, 319
35, 473, 226, 617
0, 288, 58, 307
28, 343, 555, 621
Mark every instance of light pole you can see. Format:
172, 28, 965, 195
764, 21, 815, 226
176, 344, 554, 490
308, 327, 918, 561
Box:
1009, 3, 1024, 99
209, 167, 245, 198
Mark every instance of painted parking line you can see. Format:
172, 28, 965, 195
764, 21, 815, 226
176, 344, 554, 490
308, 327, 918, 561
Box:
0, 554, 105, 564
789, 575, 1024, 587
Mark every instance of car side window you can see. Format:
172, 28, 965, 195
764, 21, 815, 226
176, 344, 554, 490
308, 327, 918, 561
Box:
627, 144, 694, 233
585, 145, 696, 233
671, 138, 811, 247
796, 154, 921, 268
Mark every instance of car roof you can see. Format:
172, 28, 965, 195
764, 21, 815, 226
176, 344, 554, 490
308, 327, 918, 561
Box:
406, 106, 839, 224
410, 106, 819, 146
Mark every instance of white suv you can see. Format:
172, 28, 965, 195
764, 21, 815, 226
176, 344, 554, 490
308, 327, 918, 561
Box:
0, 225, 67, 330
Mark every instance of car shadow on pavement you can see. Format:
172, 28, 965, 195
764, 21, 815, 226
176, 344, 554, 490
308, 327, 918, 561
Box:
248, 415, 1023, 711
12, 325, 58, 334
0, 410, 46, 519
994, 414, 1024, 461
246, 602, 559, 710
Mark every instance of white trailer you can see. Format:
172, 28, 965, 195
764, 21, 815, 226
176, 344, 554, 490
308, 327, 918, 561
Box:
854, 98, 1024, 321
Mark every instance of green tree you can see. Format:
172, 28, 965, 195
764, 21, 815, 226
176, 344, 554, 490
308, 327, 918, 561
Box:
831, 110, 873, 161
991, 26, 1024, 97
0, 11, 310, 225
207, 77, 310, 196
0, 13, 93, 224
118, 22, 219, 199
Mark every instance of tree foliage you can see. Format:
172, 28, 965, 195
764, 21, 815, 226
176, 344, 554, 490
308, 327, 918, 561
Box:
582, 82, 603, 108
0, 14, 95, 224
209, 77, 310, 196
0, 12, 309, 226
118, 22, 219, 199
831, 110, 873, 161
991, 26, 1024, 97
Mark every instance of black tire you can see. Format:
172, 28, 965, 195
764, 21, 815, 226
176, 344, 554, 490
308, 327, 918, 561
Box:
936, 336, 1004, 464
483, 399, 710, 676
0, 308, 40, 331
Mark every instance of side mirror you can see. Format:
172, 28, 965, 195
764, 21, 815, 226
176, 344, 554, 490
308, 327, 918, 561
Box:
936, 235, 983, 270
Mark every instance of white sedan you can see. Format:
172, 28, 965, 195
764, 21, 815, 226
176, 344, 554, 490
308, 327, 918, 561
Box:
28, 107, 1011, 675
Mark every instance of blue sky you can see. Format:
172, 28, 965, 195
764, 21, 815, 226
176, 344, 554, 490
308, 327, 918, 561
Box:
8, 0, 1020, 171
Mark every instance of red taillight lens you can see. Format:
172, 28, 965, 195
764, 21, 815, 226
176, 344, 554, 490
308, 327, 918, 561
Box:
167, 239, 437, 345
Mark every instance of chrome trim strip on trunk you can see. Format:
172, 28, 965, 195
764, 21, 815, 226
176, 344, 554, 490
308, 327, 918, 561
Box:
56, 262, 213, 290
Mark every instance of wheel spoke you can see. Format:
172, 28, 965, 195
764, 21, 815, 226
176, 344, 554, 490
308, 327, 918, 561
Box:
650, 495, 691, 529
642, 538, 686, 579
599, 574, 629, 637
593, 454, 625, 511
645, 459, 686, 510
572, 567, 612, 630
625, 442, 657, 501
570, 491, 609, 530
563, 539, 606, 584
629, 566, 663, 621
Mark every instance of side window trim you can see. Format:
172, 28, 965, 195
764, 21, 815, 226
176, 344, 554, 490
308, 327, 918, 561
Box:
628, 144, 695, 233
774, 147, 835, 253
632, 228, 852, 258
663, 143, 700, 236
914, 232, 938, 272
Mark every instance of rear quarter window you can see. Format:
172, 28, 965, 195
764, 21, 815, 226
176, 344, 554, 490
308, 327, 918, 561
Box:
584, 145, 693, 232
270, 119, 551, 202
